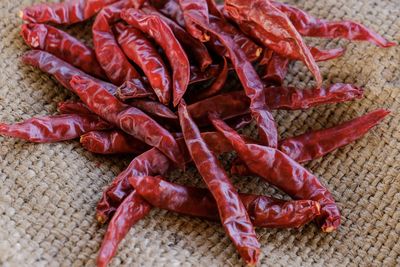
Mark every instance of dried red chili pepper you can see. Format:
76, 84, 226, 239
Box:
20, 23, 106, 79
210, 116, 341, 232
121, 9, 190, 107
178, 101, 260, 265
117, 80, 157, 101
0, 114, 111, 143
92, 1, 147, 88
21, 0, 118, 25
178, 0, 210, 42
310, 47, 346, 62
231, 109, 391, 176
57, 101, 92, 115
129, 100, 178, 120
69, 76, 184, 166
97, 190, 151, 267
22, 50, 116, 94
205, 0, 225, 19
135, 175, 321, 229
272, 1, 396, 48
115, 23, 172, 105
153, 0, 187, 28
224, 0, 323, 88
81, 130, 150, 155
189, 64, 221, 84
141, 5, 212, 71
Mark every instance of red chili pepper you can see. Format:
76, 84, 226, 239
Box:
121, 8, 190, 107
22, 50, 116, 94
189, 64, 221, 84
21, 0, 119, 25
114, 23, 172, 105
135, 175, 321, 229
154, 0, 188, 28
178, 0, 210, 42
210, 116, 341, 233
272, 1, 396, 48
81, 130, 150, 155
117, 80, 157, 101
97, 190, 151, 267
141, 5, 212, 71
178, 101, 260, 266
129, 100, 178, 120
92, 1, 147, 88
57, 101, 93, 115
69, 76, 184, 167
20, 23, 106, 79
205, 0, 225, 19
0, 114, 111, 143
224, 0, 323, 88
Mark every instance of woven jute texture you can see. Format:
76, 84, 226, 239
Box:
0, 0, 399, 266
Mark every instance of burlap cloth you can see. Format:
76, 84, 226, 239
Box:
0, 0, 399, 266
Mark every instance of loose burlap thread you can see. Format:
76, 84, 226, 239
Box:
0, 0, 399, 266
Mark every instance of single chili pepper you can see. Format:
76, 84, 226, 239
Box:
188, 16, 278, 147
21, 0, 119, 25
141, 5, 212, 71
129, 100, 178, 120
189, 64, 221, 84
135, 175, 321, 229
192, 57, 228, 101
97, 190, 151, 267
121, 9, 190, 107
92, 1, 147, 87
210, 116, 341, 233
309, 47, 346, 62
178, 0, 210, 42
117, 80, 157, 101
178, 101, 260, 266
69, 76, 184, 167
20, 23, 106, 79
0, 114, 111, 143
153, 0, 187, 28
57, 101, 93, 115
81, 130, 150, 155
224, 0, 323, 88
114, 23, 172, 105
272, 1, 396, 48
22, 50, 117, 94
205, 0, 225, 19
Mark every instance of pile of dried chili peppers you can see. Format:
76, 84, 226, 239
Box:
0, 0, 395, 265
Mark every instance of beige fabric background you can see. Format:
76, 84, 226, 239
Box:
0, 0, 399, 266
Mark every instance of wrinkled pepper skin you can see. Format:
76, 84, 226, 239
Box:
97, 190, 151, 267
21, 23, 106, 79
69, 76, 184, 166
0, 114, 111, 143
178, 101, 260, 266
121, 8, 190, 107
115, 23, 172, 105
189, 64, 221, 84
272, 1, 396, 48
225, 0, 322, 88
21, 0, 118, 25
141, 5, 212, 71
178, 0, 210, 42
22, 50, 116, 94
210, 116, 341, 233
117, 80, 157, 101
135, 175, 321, 229
58, 101, 93, 115
129, 100, 178, 120
92, 1, 147, 87
81, 130, 150, 155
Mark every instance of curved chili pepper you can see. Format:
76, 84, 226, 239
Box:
178, 0, 210, 42
224, 0, 323, 88
0, 114, 111, 143
69, 76, 184, 166
310, 47, 346, 62
115, 23, 172, 105
20, 23, 106, 79
57, 101, 93, 115
210, 116, 341, 233
135, 175, 321, 228
121, 9, 190, 107
117, 80, 157, 101
97, 190, 151, 267
272, 1, 396, 48
21, 0, 119, 25
92, 1, 147, 88
129, 100, 178, 120
178, 101, 260, 266
22, 50, 116, 94
141, 5, 212, 71
189, 64, 221, 84
81, 130, 150, 155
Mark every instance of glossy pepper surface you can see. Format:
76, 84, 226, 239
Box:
178, 0, 210, 42
57, 101, 93, 115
